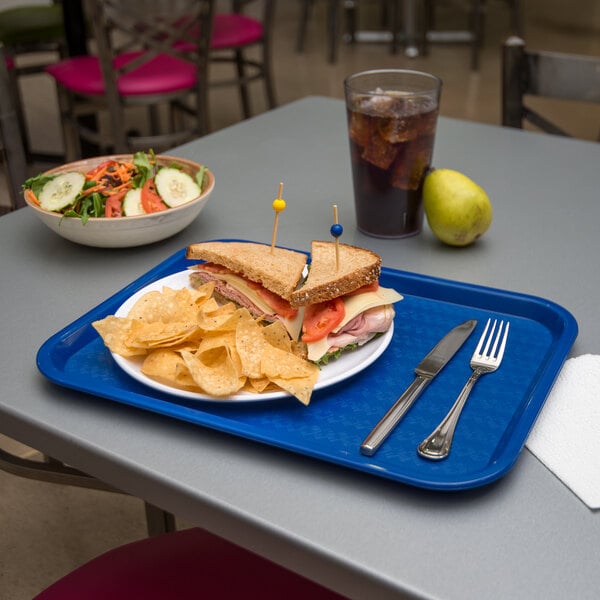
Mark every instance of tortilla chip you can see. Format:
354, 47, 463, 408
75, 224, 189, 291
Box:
269, 375, 318, 406
128, 284, 214, 324
180, 349, 245, 397
141, 349, 197, 389
127, 321, 198, 349
92, 317, 146, 357
235, 317, 268, 379
261, 321, 292, 351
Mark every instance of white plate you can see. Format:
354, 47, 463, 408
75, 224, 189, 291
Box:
112, 271, 393, 402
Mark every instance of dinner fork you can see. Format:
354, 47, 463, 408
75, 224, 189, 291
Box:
417, 318, 510, 460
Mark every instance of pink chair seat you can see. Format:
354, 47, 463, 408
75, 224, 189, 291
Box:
175, 13, 263, 52
34, 527, 347, 599
211, 13, 264, 49
45, 52, 198, 97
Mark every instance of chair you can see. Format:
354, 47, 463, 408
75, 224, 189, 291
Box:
210, 0, 277, 119
502, 36, 600, 137
420, 0, 522, 70
0, 2, 66, 163
297, 1, 398, 63
34, 526, 347, 599
46, 0, 215, 160
0, 44, 28, 214
297, 0, 341, 63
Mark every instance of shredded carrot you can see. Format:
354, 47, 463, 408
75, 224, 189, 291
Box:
86, 161, 135, 188
24, 188, 40, 206
79, 184, 107, 197
85, 162, 113, 181
109, 181, 133, 193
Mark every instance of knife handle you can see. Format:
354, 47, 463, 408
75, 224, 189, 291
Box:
360, 375, 430, 456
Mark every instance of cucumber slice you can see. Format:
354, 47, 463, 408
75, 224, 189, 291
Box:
154, 167, 201, 207
39, 172, 86, 212
122, 189, 145, 216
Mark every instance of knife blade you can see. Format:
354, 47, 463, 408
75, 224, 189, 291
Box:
359, 319, 477, 456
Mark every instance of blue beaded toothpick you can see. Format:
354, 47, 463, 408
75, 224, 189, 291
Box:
331, 204, 343, 270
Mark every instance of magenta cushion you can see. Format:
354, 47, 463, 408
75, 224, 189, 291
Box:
211, 13, 264, 49
34, 527, 347, 600
176, 13, 263, 52
46, 52, 198, 96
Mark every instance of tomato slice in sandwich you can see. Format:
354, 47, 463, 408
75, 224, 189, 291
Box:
247, 282, 298, 319
345, 281, 379, 296
301, 297, 345, 343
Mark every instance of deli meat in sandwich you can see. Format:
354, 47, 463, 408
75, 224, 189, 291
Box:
186, 241, 307, 339
290, 241, 403, 363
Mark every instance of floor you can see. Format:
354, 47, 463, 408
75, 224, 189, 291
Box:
1, 1, 599, 597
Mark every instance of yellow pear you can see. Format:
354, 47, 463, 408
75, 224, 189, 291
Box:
423, 169, 492, 246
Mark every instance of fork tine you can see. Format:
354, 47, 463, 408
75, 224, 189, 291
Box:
490, 320, 504, 357
482, 319, 498, 356
475, 318, 491, 355
495, 321, 510, 362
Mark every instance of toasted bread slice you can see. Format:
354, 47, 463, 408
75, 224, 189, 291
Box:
186, 241, 307, 301
290, 241, 381, 307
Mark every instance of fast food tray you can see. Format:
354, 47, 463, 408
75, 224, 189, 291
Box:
36, 243, 578, 491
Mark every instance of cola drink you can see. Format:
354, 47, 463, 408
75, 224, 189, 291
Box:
345, 71, 441, 238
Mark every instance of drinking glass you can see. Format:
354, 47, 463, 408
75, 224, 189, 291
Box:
344, 69, 442, 238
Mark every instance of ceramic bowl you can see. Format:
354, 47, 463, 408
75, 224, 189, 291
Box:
24, 154, 215, 248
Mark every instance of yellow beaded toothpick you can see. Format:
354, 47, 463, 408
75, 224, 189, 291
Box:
271, 182, 286, 252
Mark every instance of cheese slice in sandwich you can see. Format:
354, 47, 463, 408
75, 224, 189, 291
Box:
186, 241, 307, 339
290, 241, 403, 363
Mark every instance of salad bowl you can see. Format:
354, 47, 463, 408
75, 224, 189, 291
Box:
23, 154, 215, 248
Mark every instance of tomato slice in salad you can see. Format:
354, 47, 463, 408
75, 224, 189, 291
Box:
301, 297, 345, 343
104, 191, 126, 218
141, 179, 168, 213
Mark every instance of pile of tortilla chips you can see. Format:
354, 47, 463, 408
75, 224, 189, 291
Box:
92, 282, 319, 405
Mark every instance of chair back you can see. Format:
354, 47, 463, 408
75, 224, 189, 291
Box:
502, 36, 600, 137
83, 0, 215, 152
0, 43, 28, 212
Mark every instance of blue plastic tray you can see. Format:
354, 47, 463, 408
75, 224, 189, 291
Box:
36, 244, 578, 490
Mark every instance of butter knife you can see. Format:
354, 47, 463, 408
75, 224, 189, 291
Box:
360, 319, 477, 456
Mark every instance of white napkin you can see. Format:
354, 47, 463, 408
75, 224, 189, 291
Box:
526, 354, 600, 509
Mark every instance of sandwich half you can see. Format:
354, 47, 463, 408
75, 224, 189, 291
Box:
186, 241, 307, 339
290, 241, 403, 363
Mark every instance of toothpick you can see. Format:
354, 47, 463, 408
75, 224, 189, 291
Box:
271, 182, 286, 253
330, 204, 343, 271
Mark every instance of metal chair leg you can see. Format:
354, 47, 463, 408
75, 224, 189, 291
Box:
144, 502, 177, 536
234, 48, 251, 119
327, 0, 340, 63
297, 0, 312, 52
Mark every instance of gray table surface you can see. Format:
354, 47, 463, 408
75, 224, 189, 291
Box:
1, 97, 599, 599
